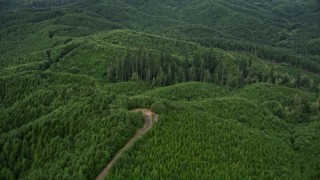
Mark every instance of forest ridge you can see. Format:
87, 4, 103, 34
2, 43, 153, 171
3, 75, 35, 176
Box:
0, 0, 320, 179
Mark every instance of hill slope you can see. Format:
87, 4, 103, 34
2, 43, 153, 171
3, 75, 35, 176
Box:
1, 0, 320, 179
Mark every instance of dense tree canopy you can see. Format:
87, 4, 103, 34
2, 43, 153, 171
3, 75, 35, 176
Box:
0, 0, 320, 179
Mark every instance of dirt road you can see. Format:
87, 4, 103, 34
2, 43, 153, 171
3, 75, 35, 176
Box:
96, 109, 158, 180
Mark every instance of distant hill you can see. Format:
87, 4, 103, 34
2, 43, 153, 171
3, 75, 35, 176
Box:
0, 0, 320, 179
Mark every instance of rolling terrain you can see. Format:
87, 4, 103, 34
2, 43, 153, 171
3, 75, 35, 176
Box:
0, 0, 320, 179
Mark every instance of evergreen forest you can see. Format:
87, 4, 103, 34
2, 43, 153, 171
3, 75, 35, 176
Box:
1, 0, 320, 179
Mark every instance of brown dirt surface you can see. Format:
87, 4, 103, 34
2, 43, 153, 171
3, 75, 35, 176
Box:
96, 109, 158, 180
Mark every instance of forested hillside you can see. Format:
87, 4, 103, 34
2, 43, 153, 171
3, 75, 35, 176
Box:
1, 0, 320, 179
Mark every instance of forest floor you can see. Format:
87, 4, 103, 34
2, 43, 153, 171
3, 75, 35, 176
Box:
96, 109, 158, 180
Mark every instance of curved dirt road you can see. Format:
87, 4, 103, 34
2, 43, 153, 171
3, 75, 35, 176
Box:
96, 109, 158, 180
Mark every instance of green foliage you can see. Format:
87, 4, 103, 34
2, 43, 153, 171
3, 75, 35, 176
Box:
107, 111, 297, 179
0, 73, 145, 179
143, 82, 228, 101
1, 0, 320, 179
106, 82, 320, 179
